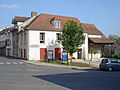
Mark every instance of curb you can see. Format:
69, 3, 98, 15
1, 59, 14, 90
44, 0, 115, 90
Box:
24, 61, 98, 71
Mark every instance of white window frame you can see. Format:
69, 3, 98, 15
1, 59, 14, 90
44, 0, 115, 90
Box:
40, 32, 45, 43
54, 20, 60, 28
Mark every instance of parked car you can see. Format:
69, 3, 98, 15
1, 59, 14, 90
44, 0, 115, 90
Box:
99, 58, 120, 71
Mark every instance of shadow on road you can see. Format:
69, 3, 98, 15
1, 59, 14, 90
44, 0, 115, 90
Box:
32, 70, 120, 90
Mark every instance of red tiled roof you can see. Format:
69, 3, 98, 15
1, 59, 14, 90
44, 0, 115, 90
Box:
0, 26, 14, 35
12, 16, 30, 24
26, 14, 80, 31
8, 26, 14, 31
12, 13, 108, 39
81, 23, 102, 35
89, 38, 114, 44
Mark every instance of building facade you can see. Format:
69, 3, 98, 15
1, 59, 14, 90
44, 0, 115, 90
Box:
0, 12, 114, 61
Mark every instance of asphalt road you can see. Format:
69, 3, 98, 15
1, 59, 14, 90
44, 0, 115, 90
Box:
0, 56, 120, 90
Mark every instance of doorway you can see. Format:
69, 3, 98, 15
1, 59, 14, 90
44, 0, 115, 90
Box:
78, 49, 82, 59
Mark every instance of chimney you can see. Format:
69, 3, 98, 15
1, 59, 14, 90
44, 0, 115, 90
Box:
31, 11, 37, 17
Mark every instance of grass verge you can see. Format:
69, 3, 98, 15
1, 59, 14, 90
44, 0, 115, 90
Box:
40, 59, 90, 67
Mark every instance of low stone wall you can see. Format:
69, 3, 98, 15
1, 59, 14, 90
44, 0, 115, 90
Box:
72, 59, 102, 68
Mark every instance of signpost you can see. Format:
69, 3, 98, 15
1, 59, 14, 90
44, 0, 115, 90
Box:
48, 50, 53, 62
62, 51, 68, 64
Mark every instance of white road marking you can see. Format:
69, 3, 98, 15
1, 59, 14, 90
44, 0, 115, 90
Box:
6, 62, 11, 64
12, 62, 18, 64
19, 62, 24, 64
0, 62, 4, 64
0, 61, 25, 65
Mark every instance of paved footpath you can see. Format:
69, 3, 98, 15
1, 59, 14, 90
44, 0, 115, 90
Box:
0, 56, 120, 90
24, 60, 98, 71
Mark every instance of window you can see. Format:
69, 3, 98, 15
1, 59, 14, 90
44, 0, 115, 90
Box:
21, 33, 23, 46
102, 59, 108, 63
40, 33, 45, 43
117, 59, 120, 63
54, 20, 60, 28
111, 59, 117, 63
24, 32, 26, 45
56, 33, 60, 42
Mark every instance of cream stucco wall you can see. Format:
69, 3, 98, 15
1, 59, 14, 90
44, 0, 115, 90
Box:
88, 45, 101, 61
88, 34, 102, 38
74, 33, 88, 60
28, 30, 62, 60
16, 28, 89, 60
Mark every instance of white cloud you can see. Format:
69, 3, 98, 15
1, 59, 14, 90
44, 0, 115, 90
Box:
0, 4, 20, 8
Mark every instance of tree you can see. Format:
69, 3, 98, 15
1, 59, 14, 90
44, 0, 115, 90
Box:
60, 20, 85, 58
109, 35, 120, 41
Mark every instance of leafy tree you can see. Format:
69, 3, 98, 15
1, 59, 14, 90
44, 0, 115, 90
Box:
109, 35, 120, 41
60, 20, 85, 57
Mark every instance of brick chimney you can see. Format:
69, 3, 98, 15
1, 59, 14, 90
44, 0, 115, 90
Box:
31, 11, 37, 17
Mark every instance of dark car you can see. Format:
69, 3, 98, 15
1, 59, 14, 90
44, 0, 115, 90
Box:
99, 58, 120, 71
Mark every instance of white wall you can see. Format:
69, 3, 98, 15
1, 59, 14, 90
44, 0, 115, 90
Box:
68, 33, 88, 60
28, 30, 62, 60
17, 22, 23, 26
18, 31, 29, 59
88, 34, 102, 38
22, 30, 89, 60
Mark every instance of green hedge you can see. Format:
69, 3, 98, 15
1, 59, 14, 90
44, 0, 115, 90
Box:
112, 54, 120, 59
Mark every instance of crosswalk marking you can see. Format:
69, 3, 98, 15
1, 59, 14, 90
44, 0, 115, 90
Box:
0, 62, 24, 65
6, 62, 11, 64
0, 62, 4, 64
12, 62, 18, 64
19, 62, 24, 64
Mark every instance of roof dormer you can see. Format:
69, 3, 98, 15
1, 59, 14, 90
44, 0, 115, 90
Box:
54, 20, 60, 28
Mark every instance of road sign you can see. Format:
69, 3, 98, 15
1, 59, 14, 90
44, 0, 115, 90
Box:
62, 52, 68, 61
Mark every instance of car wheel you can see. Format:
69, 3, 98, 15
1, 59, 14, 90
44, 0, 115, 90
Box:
107, 67, 113, 71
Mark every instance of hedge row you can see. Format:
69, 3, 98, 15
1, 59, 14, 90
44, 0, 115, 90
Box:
112, 54, 120, 59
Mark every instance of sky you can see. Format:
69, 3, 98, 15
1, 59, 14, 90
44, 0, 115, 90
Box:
0, 0, 120, 37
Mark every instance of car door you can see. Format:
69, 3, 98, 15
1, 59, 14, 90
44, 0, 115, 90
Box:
100, 59, 108, 69
111, 59, 119, 70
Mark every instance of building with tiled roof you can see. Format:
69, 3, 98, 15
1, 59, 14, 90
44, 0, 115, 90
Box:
0, 11, 114, 61
0, 27, 14, 56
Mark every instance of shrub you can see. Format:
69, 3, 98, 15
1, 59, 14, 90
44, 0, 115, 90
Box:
112, 54, 120, 58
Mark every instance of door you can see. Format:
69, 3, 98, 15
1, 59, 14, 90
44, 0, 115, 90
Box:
78, 49, 82, 59
24, 49, 26, 59
55, 48, 61, 59
40, 48, 47, 59
21, 49, 22, 58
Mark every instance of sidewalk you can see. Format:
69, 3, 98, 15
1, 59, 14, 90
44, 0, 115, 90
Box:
24, 60, 98, 71
72, 59, 101, 68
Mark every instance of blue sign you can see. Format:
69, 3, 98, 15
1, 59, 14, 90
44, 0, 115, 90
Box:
48, 50, 53, 60
62, 52, 68, 61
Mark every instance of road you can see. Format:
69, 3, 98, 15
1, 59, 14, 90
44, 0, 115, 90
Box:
0, 56, 120, 90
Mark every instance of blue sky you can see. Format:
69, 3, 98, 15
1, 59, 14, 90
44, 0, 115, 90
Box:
0, 0, 120, 37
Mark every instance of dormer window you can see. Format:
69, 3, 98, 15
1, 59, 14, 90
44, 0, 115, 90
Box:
54, 20, 60, 28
